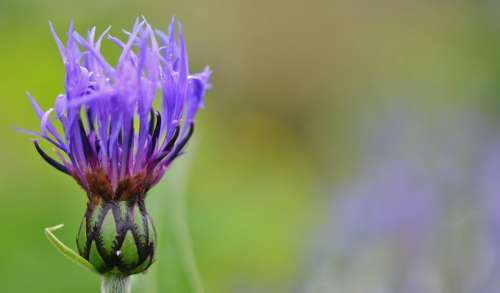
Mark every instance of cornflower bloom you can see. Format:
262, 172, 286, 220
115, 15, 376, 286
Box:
24, 18, 211, 276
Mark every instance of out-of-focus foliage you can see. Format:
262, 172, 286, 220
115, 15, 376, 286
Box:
3, 0, 500, 292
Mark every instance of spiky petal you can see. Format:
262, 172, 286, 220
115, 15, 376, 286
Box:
27, 18, 211, 201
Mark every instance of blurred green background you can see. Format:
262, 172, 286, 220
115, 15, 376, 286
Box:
3, 0, 500, 292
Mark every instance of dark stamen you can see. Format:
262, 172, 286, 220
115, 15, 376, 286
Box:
126, 119, 135, 149
118, 129, 123, 146
86, 108, 95, 132
150, 124, 183, 167
78, 119, 94, 161
108, 119, 113, 137
34, 141, 69, 175
107, 119, 113, 157
123, 118, 134, 170
170, 123, 194, 159
95, 138, 101, 156
146, 110, 162, 158
148, 109, 155, 135
162, 125, 181, 153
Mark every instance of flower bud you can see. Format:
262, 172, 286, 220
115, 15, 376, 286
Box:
76, 198, 156, 275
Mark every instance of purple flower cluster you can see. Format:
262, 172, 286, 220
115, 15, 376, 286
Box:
27, 18, 211, 201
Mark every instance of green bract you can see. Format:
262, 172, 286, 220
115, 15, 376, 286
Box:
76, 198, 156, 275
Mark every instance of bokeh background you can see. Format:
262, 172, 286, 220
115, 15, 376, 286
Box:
2, 0, 500, 292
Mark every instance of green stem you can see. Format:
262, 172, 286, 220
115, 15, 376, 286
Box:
101, 275, 131, 293
172, 190, 205, 293
169, 153, 206, 293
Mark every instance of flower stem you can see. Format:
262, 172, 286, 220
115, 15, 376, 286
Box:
171, 188, 205, 293
169, 150, 206, 293
101, 275, 131, 293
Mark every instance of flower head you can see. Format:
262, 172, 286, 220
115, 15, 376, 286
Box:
28, 18, 211, 202
25, 18, 211, 275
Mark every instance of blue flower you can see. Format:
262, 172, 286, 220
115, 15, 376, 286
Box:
27, 17, 211, 201
23, 17, 211, 275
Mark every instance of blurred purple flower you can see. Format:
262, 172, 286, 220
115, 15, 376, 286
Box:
333, 161, 440, 249
303, 159, 442, 293
25, 18, 211, 200
477, 138, 500, 292
481, 140, 500, 246
301, 108, 498, 292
